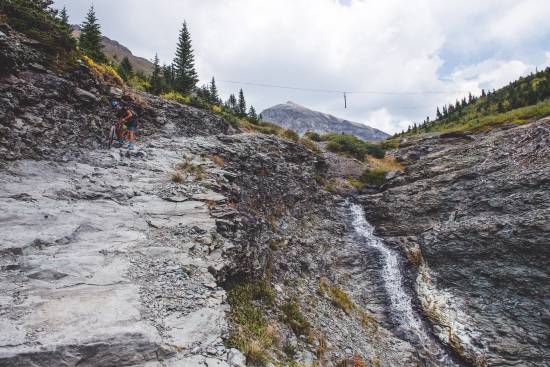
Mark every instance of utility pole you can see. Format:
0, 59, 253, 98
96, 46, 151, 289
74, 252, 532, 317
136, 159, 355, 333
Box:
344, 92, 347, 108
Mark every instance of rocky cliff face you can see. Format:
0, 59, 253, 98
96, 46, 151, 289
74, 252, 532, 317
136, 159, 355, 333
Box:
1, 23, 548, 367
0, 26, 435, 367
360, 123, 550, 366
261, 102, 389, 141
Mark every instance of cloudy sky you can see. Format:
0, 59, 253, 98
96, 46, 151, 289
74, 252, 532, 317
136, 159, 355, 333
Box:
55, 0, 550, 133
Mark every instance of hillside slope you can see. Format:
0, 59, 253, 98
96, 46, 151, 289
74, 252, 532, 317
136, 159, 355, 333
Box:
2, 17, 549, 367
72, 25, 154, 75
261, 101, 389, 141
0, 24, 439, 367
401, 66, 550, 135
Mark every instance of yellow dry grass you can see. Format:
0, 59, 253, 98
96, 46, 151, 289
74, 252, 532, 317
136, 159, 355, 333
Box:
367, 155, 405, 172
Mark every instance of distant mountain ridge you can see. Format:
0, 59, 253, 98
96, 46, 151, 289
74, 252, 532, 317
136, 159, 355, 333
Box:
71, 25, 154, 75
261, 102, 389, 141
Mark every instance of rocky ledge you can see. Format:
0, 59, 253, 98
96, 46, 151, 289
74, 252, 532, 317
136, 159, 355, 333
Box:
360, 120, 550, 366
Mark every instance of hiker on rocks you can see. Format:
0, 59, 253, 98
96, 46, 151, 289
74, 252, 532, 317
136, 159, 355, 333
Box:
115, 103, 138, 150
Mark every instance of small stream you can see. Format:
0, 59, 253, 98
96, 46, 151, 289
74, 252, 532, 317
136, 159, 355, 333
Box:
349, 203, 460, 367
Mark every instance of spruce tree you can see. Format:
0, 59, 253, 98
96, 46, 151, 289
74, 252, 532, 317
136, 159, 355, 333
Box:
248, 106, 258, 121
59, 6, 69, 27
173, 22, 198, 94
197, 84, 211, 101
79, 6, 106, 63
118, 56, 133, 81
162, 65, 175, 91
149, 54, 163, 95
228, 94, 237, 113
238, 89, 246, 116
209, 77, 219, 104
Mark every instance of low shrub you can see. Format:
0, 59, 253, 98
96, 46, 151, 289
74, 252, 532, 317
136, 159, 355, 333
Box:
360, 168, 387, 187
127, 74, 150, 92
323, 133, 386, 160
160, 91, 190, 105
280, 128, 300, 142
346, 177, 365, 191
304, 131, 322, 142
298, 138, 320, 153
83, 55, 124, 87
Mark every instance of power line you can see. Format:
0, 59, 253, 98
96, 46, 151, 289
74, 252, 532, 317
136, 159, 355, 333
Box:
219, 79, 472, 96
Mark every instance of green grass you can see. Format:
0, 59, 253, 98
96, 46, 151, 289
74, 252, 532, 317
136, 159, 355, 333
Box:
319, 278, 355, 315
435, 98, 550, 133
399, 67, 550, 136
281, 299, 311, 336
226, 280, 277, 366
360, 168, 387, 187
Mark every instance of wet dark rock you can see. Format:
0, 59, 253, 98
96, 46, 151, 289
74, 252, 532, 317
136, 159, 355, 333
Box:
360, 119, 550, 366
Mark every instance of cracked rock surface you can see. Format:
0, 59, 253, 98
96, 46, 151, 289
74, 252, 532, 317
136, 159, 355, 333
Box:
0, 135, 240, 367
360, 120, 550, 367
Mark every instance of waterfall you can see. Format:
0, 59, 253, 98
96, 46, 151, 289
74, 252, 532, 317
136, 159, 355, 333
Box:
349, 203, 459, 366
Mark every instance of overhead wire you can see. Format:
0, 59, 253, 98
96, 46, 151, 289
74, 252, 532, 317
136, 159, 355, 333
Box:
218, 79, 472, 96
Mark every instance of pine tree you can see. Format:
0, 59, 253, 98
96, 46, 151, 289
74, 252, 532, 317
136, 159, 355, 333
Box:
209, 77, 219, 104
248, 105, 258, 122
173, 22, 198, 94
227, 94, 237, 113
237, 89, 246, 116
197, 84, 211, 101
149, 54, 163, 95
59, 6, 69, 27
162, 65, 175, 91
79, 6, 106, 63
436, 107, 442, 120
118, 56, 133, 81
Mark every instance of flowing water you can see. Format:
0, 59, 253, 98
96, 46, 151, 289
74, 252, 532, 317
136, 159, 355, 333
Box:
349, 203, 460, 366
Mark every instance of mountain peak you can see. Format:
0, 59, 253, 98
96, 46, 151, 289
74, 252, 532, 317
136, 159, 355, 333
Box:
261, 103, 389, 141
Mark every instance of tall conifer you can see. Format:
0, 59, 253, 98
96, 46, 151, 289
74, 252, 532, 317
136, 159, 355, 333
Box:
238, 89, 246, 116
80, 6, 106, 63
150, 54, 163, 95
209, 77, 219, 104
59, 6, 69, 27
173, 22, 198, 94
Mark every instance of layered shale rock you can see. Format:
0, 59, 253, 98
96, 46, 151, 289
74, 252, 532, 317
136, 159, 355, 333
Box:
360, 121, 550, 366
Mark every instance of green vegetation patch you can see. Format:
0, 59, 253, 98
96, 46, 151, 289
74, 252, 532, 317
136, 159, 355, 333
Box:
281, 299, 311, 337
281, 129, 300, 142
2, 0, 77, 67
322, 133, 386, 160
226, 280, 277, 366
399, 66, 550, 136
359, 168, 387, 187
304, 131, 322, 142
319, 278, 356, 315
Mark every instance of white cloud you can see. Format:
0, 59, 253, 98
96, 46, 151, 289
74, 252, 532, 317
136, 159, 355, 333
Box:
55, 0, 550, 134
450, 59, 533, 92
